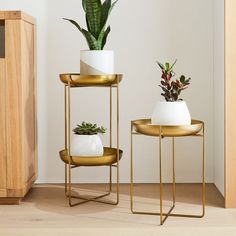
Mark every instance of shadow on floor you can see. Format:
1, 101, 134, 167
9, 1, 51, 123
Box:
22, 184, 224, 216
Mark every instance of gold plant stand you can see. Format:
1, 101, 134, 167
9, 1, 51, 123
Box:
59, 74, 123, 207
130, 119, 205, 225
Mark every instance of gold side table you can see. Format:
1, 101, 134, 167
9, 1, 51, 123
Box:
59, 74, 123, 207
130, 119, 205, 225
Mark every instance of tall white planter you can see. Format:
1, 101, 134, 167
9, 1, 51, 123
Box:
71, 134, 104, 157
80, 50, 114, 75
151, 101, 191, 126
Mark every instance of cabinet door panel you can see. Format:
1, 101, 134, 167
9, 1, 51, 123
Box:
0, 58, 6, 197
21, 20, 37, 185
5, 19, 24, 194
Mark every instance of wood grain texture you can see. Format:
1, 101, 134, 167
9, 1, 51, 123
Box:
0, 59, 6, 197
34, 23, 38, 180
0, 197, 20, 205
21, 19, 37, 187
0, 11, 37, 202
7, 173, 37, 197
0, 11, 35, 25
225, 0, 236, 208
5, 19, 24, 193
0, 189, 7, 197
0, 184, 227, 234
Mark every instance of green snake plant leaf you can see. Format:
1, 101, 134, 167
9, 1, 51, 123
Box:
96, 25, 111, 49
101, 0, 118, 30
64, 0, 118, 50
81, 29, 100, 50
82, 0, 87, 11
63, 18, 99, 49
101, 26, 111, 49
82, 0, 90, 30
109, 0, 118, 15
63, 18, 83, 33
101, 0, 111, 28
83, 0, 102, 38
97, 28, 105, 49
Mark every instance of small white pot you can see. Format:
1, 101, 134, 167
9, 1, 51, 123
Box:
80, 50, 114, 75
151, 101, 191, 126
70, 134, 104, 157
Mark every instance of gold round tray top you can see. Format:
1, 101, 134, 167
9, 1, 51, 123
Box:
60, 74, 123, 87
132, 119, 203, 137
59, 147, 123, 166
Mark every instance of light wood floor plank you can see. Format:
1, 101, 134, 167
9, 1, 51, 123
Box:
0, 184, 234, 236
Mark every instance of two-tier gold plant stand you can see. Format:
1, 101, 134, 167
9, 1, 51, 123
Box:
59, 74, 123, 207
130, 119, 205, 225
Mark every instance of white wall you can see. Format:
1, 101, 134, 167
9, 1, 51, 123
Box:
1, 0, 215, 184
213, 0, 225, 196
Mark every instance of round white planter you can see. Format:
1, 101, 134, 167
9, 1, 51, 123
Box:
70, 134, 104, 157
80, 50, 114, 75
151, 101, 191, 126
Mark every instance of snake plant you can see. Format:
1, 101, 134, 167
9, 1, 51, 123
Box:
63, 0, 118, 50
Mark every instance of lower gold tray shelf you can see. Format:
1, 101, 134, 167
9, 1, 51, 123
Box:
132, 119, 203, 137
59, 147, 123, 166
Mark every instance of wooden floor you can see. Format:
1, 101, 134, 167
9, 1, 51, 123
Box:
0, 184, 236, 236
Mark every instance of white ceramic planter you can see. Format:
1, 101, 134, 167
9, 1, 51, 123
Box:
70, 134, 104, 157
151, 101, 191, 126
80, 50, 114, 75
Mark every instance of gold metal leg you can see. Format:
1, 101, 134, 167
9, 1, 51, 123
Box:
130, 124, 205, 225
109, 166, 112, 192
202, 124, 206, 216
64, 85, 68, 195
172, 137, 176, 205
110, 85, 112, 147
130, 122, 134, 212
159, 127, 163, 225
159, 128, 175, 225
67, 81, 73, 206
116, 76, 120, 205
109, 86, 113, 192
167, 127, 205, 218
64, 78, 120, 207
65, 163, 68, 195
130, 125, 175, 225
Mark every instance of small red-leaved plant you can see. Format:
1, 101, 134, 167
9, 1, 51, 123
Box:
157, 60, 191, 102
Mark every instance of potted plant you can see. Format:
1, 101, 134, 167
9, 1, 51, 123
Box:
71, 122, 106, 156
151, 60, 191, 126
63, 0, 118, 75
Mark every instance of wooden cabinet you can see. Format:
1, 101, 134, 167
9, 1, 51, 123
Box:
0, 11, 37, 204
225, 0, 236, 208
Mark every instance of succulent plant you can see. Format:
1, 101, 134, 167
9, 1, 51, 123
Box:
63, 0, 118, 50
73, 122, 106, 135
157, 60, 191, 102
